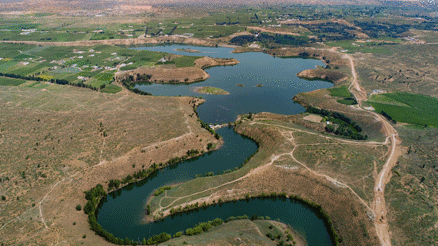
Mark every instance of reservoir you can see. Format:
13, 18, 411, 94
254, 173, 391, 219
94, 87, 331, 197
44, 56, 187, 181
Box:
97, 45, 333, 245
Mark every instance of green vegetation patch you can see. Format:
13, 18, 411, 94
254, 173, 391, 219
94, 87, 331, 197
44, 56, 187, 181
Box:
173, 56, 201, 67
328, 86, 357, 105
95, 72, 115, 82
337, 99, 357, 105
52, 67, 81, 74
195, 86, 229, 95
0, 61, 18, 72
328, 85, 351, 98
368, 92, 438, 127
101, 84, 122, 94
0, 76, 27, 86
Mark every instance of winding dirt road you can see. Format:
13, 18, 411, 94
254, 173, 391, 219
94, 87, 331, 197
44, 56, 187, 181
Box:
344, 53, 402, 246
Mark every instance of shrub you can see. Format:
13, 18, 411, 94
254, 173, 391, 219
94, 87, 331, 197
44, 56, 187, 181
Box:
76, 205, 82, 211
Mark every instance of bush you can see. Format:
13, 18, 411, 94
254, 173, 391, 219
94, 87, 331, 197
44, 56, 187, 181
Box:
76, 205, 82, 211
147, 232, 171, 244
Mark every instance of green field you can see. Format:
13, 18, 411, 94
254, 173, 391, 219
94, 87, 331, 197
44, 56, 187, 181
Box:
101, 84, 122, 94
173, 56, 201, 67
0, 76, 27, 86
368, 92, 438, 126
328, 85, 351, 98
328, 86, 357, 105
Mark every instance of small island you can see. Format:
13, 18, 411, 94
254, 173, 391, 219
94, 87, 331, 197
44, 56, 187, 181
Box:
174, 48, 201, 53
194, 86, 229, 95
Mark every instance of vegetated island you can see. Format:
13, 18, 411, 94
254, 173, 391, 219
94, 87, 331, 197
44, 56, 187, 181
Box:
117, 57, 239, 84
174, 48, 201, 53
194, 86, 230, 95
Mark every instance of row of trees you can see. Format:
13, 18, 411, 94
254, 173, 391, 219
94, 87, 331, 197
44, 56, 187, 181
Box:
229, 33, 309, 46
121, 75, 153, 96
380, 110, 397, 124
306, 106, 367, 140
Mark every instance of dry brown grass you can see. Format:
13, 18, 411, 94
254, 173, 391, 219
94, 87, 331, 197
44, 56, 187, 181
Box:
354, 44, 438, 97
0, 83, 219, 245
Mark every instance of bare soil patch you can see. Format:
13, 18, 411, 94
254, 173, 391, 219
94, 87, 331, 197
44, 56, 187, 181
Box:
303, 114, 323, 123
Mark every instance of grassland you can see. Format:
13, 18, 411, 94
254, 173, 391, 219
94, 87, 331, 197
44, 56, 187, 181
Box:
385, 126, 438, 246
101, 84, 122, 94
0, 76, 27, 86
354, 44, 438, 97
367, 92, 438, 127
0, 83, 220, 245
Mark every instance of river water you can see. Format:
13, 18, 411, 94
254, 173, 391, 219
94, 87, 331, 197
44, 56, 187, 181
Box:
97, 45, 334, 245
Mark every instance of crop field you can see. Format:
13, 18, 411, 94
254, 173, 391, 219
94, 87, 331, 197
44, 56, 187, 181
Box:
101, 84, 122, 94
328, 85, 351, 98
0, 76, 27, 86
173, 56, 202, 67
368, 92, 438, 127
0, 43, 170, 89
328, 86, 357, 105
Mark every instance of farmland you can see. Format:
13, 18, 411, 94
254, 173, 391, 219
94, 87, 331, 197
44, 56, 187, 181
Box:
0, 76, 28, 86
0, 43, 217, 91
367, 92, 438, 127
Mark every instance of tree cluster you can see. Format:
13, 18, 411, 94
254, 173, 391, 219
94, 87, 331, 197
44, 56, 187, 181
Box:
306, 106, 367, 140
229, 33, 309, 46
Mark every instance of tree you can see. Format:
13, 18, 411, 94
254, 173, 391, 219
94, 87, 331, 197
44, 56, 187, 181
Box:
76, 205, 82, 211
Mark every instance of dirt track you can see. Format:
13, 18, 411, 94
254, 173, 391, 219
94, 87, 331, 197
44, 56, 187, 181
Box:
345, 53, 402, 246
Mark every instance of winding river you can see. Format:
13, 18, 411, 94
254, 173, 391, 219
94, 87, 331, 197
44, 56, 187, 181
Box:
97, 45, 334, 245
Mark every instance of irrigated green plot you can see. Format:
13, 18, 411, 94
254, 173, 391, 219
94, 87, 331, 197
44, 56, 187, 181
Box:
101, 84, 122, 94
328, 85, 351, 98
0, 76, 27, 86
173, 56, 201, 67
0, 61, 18, 72
368, 92, 438, 126
95, 72, 115, 82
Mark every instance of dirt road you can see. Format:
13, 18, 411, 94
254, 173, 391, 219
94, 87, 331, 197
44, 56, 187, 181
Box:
345, 52, 402, 246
